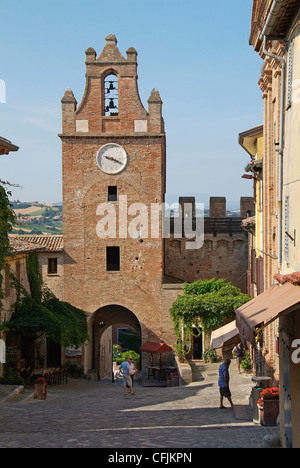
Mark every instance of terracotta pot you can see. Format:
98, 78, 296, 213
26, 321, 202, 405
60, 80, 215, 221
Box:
34, 383, 47, 400
260, 400, 279, 426
257, 404, 264, 425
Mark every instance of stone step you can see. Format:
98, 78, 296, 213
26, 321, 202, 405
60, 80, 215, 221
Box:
0, 385, 35, 405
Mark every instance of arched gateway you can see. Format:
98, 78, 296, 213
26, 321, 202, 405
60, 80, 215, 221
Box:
88, 305, 141, 380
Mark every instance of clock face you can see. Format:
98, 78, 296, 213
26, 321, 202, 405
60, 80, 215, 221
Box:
96, 143, 127, 174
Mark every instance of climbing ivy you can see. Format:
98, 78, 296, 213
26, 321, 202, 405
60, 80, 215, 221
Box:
0, 180, 15, 309
170, 278, 251, 356
1, 252, 89, 348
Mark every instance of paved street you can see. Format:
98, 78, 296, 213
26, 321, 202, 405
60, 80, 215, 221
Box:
0, 362, 280, 449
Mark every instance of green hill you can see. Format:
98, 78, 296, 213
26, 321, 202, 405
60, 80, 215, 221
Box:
11, 201, 63, 235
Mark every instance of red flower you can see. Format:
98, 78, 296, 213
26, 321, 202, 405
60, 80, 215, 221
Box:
35, 377, 48, 388
260, 387, 280, 401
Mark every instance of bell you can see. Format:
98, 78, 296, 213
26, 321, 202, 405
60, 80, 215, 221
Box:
109, 81, 116, 91
109, 98, 116, 109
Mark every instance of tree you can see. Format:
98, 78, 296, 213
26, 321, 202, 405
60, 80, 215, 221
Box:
170, 278, 251, 356
1, 252, 89, 349
0, 181, 15, 308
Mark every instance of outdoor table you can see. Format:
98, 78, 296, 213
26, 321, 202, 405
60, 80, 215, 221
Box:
32, 368, 47, 377
146, 366, 160, 379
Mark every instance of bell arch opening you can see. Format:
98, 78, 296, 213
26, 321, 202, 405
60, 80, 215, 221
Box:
89, 305, 141, 380
103, 73, 118, 116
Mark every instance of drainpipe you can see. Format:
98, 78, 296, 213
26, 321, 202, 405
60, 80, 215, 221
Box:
259, 0, 286, 269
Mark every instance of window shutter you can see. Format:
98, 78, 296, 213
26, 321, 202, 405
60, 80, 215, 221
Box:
251, 248, 256, 284
245, 270, 252, 296
256, 256, 264, 295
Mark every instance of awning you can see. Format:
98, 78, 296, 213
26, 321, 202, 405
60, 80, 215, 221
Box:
140, 342, 173, 353
210, 320, 239, 350
235, 282, 300, 345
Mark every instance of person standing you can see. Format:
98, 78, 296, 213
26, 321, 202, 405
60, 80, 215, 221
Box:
218, 358, 234, 409
232, 342, 243, 373
119, 357, 134, 396
128, 358, 137, 394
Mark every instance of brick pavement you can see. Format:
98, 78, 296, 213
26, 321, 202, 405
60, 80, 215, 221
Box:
0, 362, 281, 449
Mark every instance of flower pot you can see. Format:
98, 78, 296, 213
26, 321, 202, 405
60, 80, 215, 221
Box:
260, 400, 279, 426
257, 404, 264, 425
34, 383, 47, 400
167, 379, 172, 387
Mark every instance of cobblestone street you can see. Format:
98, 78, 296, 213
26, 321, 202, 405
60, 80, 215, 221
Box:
0, 362, 280, 449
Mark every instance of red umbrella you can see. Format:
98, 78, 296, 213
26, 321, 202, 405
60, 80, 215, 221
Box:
140, 341, 173, 368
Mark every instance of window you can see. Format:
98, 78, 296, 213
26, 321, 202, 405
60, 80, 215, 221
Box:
5, 265, 10, 298
117, 328, 129, 345
48, 258, 58, 275
104, 74, 118, 116
106, 247, 120, 271
16, 261, 21, 282
108, 186, 117, 202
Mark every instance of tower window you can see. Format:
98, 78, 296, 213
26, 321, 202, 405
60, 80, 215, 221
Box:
106, 247, 120, 271
104, 74, 118, 116
108, 186, 117, 202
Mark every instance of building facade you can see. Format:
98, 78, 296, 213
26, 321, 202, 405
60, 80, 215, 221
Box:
236, 0, 300, 448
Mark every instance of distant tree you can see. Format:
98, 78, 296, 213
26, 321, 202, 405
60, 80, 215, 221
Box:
30, 227, 43, 235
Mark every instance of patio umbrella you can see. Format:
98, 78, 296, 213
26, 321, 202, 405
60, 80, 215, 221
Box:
140, 341, 173, 368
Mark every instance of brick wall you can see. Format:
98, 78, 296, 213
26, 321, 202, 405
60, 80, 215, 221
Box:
164, 197, 253, 292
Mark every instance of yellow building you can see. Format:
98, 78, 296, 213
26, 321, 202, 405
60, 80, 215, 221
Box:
239, 125, 264, 297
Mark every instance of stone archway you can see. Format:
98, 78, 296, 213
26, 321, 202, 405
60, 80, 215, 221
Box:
90, 305, 141, 380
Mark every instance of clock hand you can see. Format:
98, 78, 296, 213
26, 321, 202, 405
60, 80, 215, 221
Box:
104, 155, 123, 164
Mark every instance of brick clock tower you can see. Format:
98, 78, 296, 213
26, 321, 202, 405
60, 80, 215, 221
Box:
59, 35, 167, 377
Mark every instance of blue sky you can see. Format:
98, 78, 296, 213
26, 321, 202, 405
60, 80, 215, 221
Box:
0, 0, 263, 208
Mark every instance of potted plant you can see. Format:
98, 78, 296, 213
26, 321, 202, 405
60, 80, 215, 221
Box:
34, 377, 48, 400
203, 348, 216, 363
257, 387, 280, 426
177, 353, 185, 363
241, 353, 252, 373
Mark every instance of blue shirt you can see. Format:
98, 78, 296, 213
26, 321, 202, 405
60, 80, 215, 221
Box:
119, 361, 129, 374
218, 363, 229, 388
